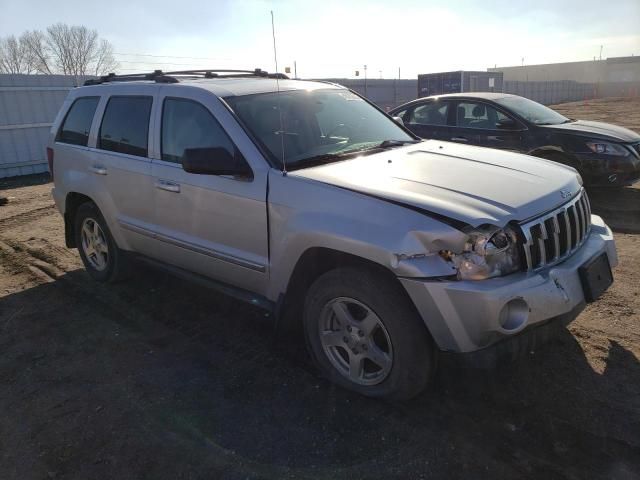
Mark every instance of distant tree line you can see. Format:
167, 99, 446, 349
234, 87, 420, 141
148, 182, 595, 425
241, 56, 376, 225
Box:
0, 23, 118, 76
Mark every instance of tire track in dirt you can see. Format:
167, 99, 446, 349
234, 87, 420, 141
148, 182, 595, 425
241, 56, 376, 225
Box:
0, 205, 56, 230
0, 238, 62, 283
3, 236, 638, 478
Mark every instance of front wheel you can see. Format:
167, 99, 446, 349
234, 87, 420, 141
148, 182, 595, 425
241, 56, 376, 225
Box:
303, 267, 435, 400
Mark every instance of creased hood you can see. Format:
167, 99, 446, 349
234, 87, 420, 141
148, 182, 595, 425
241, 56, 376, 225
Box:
540, 119, 640, 142
290, 141, 583, 227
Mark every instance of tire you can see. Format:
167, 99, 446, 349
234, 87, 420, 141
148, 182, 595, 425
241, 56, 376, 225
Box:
303, 267, 435, 400
535, 151, 579, 170
74, 202, 126, 283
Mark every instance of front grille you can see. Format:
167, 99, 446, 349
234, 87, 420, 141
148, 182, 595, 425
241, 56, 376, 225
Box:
519, 189, 591, 270
633, 143, 640, 157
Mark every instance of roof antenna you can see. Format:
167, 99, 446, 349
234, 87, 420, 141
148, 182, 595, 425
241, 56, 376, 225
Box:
271, 10, 287, 176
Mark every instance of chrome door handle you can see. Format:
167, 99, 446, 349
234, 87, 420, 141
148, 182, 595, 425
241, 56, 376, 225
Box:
155, 180, 180, 193
451, 137, 468, 143
89, 165, 108, 175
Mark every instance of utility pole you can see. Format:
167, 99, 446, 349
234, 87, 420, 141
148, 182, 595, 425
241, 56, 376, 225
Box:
294, 60, 297, 79
393, 74, 397, 106
599, 45, 603, 61
364, 64, 368, 97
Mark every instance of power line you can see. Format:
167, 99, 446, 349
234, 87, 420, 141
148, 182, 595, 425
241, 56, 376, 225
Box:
115, 60, 235, 67
114, 52, 233, 61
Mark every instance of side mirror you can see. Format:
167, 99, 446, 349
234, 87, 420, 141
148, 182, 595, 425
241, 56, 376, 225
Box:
496, 118, 517, 130
392, 116, 404, 126
182, 147, 252, 178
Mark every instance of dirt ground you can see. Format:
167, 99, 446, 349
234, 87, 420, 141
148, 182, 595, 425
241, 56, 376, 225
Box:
550, 97, 640, 134
1, 99, 639, 479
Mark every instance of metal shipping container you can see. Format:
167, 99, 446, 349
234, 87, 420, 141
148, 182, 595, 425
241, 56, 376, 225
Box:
417, 71, 504, 97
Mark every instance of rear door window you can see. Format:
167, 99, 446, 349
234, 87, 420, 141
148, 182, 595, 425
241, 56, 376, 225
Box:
407, 102, 449, 126
98, 96, 153, 157
161, 98, 235, 164
57, 97, 99, 146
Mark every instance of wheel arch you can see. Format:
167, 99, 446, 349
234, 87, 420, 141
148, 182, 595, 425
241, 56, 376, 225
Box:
528, 146, 580, 167
64, 192, 95, 248
276, 247, 428, 337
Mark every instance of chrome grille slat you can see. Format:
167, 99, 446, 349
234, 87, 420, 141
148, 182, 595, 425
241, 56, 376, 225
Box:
537, 222, 548, 267
562, 209, 571, 254
551, 216, 561, 261
584, 191, 592, 220
519, 189, 591, 271
571, 204, 580, 245
576, 201, 584, 244
522, 228, 534, 270
582, 194, 591, 234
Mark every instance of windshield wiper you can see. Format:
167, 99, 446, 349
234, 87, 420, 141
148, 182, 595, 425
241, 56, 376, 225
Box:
378, 139, 421, 148
287, 140, 420, 171
288, 149, 367, 170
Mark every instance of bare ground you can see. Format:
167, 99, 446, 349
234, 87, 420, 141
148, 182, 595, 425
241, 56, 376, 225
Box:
550, 97, 640, 133
0, 99, 639, 479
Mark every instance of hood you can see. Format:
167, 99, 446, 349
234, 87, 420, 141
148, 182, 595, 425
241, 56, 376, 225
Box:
289, 141, 583, 227
540, 119, 640, 142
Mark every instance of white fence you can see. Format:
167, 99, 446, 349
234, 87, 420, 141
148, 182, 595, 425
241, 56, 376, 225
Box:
0, 75, 93, 179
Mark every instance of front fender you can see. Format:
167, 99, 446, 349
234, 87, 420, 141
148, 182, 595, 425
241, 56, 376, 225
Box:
267, 171, 466, 299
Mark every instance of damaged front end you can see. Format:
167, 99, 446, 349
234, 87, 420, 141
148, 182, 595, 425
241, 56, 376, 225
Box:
439, 225, 522, 280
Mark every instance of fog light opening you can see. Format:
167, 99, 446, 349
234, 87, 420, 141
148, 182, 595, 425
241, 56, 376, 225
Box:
499, 298, 529, 332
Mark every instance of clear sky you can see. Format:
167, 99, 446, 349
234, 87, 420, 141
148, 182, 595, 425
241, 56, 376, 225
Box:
1, 0, 639, 78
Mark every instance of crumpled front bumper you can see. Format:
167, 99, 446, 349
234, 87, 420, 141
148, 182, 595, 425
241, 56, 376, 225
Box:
400, 215, 617, 354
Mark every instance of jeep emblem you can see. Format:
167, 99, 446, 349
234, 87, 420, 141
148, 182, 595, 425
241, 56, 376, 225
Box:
560, 190, 572, 199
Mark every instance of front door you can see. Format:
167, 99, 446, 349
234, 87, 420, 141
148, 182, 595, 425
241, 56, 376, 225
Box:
451, 100, 524, 151
150, 89, 269, 294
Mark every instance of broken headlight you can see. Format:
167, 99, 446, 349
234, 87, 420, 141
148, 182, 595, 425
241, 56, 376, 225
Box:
440, 226, 521, 280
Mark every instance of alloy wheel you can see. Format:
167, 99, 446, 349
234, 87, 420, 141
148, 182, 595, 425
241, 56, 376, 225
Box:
80, 217, 109, 271
318, 297, 393, 386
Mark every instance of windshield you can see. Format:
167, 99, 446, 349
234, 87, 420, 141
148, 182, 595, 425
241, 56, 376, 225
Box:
225, 88, 414, 169
495, 96, 570, 125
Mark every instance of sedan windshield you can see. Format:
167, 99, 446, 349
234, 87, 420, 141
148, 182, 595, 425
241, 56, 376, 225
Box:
225, 88, 415, 169
495, 96, 570, 125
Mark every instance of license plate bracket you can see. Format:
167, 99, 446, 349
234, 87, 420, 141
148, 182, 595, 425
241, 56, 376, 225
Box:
579, 253, 613, 303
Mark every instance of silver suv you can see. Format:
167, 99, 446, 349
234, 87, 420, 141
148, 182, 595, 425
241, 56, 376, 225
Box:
48, 69, 617, 399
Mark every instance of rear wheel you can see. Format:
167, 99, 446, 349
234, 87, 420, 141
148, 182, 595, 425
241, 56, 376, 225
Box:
74, 202, 126, 283
303, 267, 435, 400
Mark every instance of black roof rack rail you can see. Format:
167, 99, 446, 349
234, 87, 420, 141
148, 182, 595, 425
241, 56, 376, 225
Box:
83, 68, 288, 86
83, 70, 176, 86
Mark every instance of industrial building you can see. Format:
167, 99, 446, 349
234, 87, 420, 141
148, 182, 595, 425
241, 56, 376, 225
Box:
488, 56, 640, 83
417, 71, 503, 97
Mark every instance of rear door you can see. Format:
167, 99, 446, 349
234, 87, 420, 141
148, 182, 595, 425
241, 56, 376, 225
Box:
400, 100, 452, 140
90, 88, 157, 253
450, 100, 524, 151
149, 87, 269, 294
